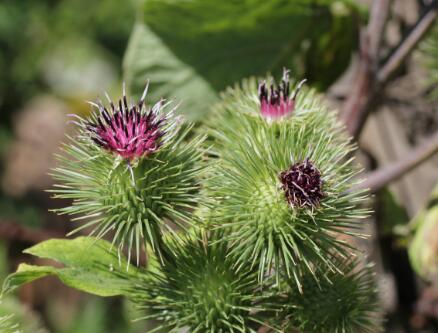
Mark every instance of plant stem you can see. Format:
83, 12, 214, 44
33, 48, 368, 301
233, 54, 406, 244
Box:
341, 0, 437, 139
377, 2, 438, 83
354, 131, 438, 193
341, 0, 392, 139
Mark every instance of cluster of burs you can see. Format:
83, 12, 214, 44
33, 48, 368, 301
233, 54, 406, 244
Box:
52, 72, 381, 333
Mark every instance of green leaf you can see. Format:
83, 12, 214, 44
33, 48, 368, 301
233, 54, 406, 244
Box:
123, 0, 360, 119
124, 22, 217, 121
2, 237, 144, 297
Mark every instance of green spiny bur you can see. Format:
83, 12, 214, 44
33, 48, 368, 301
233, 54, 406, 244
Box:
50, 87, 206, 264
204, 76, 369, 288
130, 232, 277, 333
280, 258, 381, 333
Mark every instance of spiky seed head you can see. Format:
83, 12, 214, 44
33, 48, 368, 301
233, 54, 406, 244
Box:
279, 158, 324, 208
258, 68, 305, 120
279, 259, 382, 333
205, 75, 369, 288
51, 83, 205, 264
132, 234, 274, 332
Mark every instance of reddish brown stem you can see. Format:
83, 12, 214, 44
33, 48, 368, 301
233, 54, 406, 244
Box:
377, 4, 438, 83
341, 0, 392, 139
342, 1, 437, 139
354, 131, 438, 193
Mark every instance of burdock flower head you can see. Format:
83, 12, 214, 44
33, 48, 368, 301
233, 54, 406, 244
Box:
52, 82, 205, 264
205, 73, 369, 288
86, 83, 175, 161
279, 158, 324, 208
258, 69, 306, 120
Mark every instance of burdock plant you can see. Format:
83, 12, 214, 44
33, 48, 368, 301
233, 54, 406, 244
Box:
51, 84, 205, 263
3, 73, 381, 333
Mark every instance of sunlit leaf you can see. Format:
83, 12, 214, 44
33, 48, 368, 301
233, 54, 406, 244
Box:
2, 237, 145, 297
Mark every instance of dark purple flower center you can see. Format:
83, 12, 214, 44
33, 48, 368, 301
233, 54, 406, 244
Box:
86, 86, 167, 160
279, 159, 324, 208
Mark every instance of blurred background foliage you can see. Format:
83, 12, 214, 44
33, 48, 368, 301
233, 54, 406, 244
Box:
0, 0, 134, 224
0, 0, 437, 332
0, 0, 138, 331
421, 24, 438, 100
0, 0, 134, 120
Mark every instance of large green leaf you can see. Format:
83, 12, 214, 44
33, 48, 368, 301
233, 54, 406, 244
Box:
123, 0, 361, 119
2, 237, 145, 297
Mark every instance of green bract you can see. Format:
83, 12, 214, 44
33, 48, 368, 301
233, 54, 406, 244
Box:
51, 106, 205, 263
130, 232, 275, 333
0, 314, 20, 333
205, 77, 369, 287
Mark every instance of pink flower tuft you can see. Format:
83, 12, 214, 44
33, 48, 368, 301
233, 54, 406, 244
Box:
86, 84, 172, 160
258, 69, 306, 120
